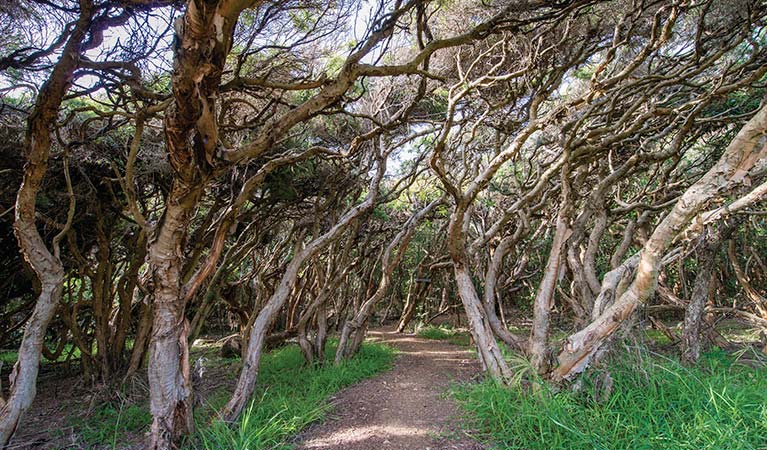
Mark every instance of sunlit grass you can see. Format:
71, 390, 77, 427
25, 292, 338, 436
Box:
189, 340, 395, 449
67, 340, 393, 449
453, 347, 767, 449
417, 324, 472, 346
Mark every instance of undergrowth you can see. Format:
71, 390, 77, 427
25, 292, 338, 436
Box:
71, 341, 394, 449
453, 347, 767, 449
69, 401, 151, 447
189, 341, 394, 449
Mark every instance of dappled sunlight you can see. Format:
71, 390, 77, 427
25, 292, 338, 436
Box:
396, 349, 473, 357
294, 330, 482, 449
301, 424, 431, 448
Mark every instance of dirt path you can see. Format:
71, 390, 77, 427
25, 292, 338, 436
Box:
295, 327, 485, 450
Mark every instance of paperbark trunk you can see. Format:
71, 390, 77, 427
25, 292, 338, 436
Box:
529, 212, 570, 372
145, 1, 249, 446
0, 3, 93, 444
482, 237, 525, 352
146, 181, 202, 449
454, 263, 512, 380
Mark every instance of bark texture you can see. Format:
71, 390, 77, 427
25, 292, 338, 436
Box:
145, 2, 250, 447
0, 2, 94, 445
680, 222, 734, 364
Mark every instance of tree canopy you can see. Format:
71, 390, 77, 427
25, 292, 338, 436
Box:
1, 0, 766, 448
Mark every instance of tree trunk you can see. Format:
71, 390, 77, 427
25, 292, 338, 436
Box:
222, 160, 385, 422
680, 220, 740, 363
314, 302, 328, 362
529, 211, 570, 372
91, 220, 114, 379
397, 273, 423, 332
126, 300, 152, 378
482, 237, 525, 352
144, 1, 250, 445
146, 181, 202, 450
727, 239, 767, 318
454, 263, 512, 381
0, 3, 93, 444
681, 241, 718, 363
529, 168, 572, 372
336, 198, 441, 361
112, 230, 147, 371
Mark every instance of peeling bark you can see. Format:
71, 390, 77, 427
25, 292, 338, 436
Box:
147, 181, 202, 449
454, 263, 513, 380
146, 2, 251, 447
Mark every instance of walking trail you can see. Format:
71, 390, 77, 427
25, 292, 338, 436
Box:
295, 327, 485, 450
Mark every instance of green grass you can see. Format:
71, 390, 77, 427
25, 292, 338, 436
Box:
69, 401, 151, 447
0, 340, 117, 365
643, 328, 674, 345
189, 340, 394, 449
453, 348, 767, 449
0, 350, 17, 364
67, 341, 393, 449
417, 324, 472, 347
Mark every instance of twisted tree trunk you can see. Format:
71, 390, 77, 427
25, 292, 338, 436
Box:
221, 159, 386, 422
529, 211, 571, 372
145, 1, 249, 446
554, 103, 767, 381
397, 272, 429, 333
336, 198, 441, 362
0, 3, 94, 444
146, 181, 202, 449
529, 166, 572, 372
681, 221, 735, 364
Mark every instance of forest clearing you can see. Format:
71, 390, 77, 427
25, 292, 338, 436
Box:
2, 0, 767, 449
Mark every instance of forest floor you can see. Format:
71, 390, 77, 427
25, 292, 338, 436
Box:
4, 325, 483, 449
8, 318, 759, 449
294, 326, 486, 450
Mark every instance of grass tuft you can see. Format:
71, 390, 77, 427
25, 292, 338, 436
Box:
69, 401, 151, 446
417, 325, 471, 347
453, 347, 767, 449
